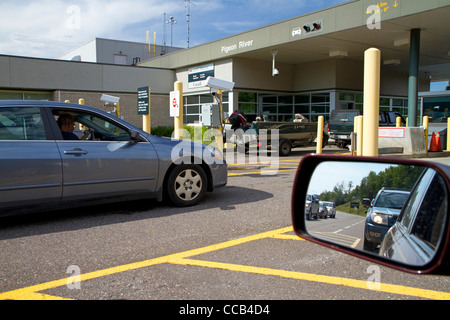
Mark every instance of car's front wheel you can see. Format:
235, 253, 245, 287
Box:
167, 165, 207, 207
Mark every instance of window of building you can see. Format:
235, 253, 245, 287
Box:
237, 91, 330, 122
183, 93, 229, 124
0, 91, 51, 101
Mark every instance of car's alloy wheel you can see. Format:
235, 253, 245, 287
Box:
167, 165, 207, 207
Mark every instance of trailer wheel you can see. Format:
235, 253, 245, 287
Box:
279, 139, 292, 156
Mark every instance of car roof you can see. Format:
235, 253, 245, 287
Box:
378, 188, 411, 194
0, 100, 88, 109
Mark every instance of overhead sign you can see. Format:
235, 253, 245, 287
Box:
188, 64, 214, 89
137, 86, 149, 115
170, 91, 180, 117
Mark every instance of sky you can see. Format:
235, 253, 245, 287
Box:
0, 0, 348, 59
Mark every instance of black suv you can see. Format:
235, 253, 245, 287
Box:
363, 188, 410, 252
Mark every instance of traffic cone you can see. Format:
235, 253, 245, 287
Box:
436, 132, 442, 151
429, 132, 438, 152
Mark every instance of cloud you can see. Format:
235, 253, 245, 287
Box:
0, 0, 182, 58
0, 0, 348, 58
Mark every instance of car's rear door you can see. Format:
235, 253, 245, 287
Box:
0, 106, 62, 211
52, 109, 159, 202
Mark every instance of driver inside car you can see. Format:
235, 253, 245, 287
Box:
57, 114, 80, 140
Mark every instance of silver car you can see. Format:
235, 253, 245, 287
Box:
0, 101, 227, 216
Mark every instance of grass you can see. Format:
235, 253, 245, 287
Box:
336, 201, 367, 217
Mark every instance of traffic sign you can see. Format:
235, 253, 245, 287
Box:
137, 86, 149, 115
170, 91, 180, 117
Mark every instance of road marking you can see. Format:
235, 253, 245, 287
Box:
1, 226, 449, 300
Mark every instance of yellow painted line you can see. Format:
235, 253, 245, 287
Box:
228, 168, 298, 176
0, 227, 292, 300
270, 234, 305, 241
1, 225, 449, 300
173, 259, 450, 300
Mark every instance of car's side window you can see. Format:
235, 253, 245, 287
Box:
52, 109, 131, 141
398, 169, 434, 230
0, 107, 47, 140
410, 172, 447, 250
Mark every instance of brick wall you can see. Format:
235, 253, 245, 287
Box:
52, 91, 172, 129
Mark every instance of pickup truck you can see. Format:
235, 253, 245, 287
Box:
225, 110, 329, 156
329, 110, 406, 149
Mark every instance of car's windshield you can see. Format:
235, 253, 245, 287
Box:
375, 191, 409, 209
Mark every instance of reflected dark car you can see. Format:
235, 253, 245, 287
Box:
318, 201, 328, 219
380, 168, 447, 265
305, 194, 319, 220
363, 188, 410, 252
0, 101, 227, 216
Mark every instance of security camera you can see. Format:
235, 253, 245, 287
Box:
272, 68, 280, 76
100, 94, 120, 104
206, 77, 235, 91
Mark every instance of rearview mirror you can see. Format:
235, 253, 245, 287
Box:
292, 154, 450, 275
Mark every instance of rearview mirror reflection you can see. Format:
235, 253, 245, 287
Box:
305, 161, 448, 267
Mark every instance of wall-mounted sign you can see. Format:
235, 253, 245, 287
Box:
137, 86, 149, 115
220, 39, 254, 54
188, 63, 214, 89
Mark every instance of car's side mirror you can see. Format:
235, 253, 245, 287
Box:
291, 154, 450, 275
130, 131, 145, 142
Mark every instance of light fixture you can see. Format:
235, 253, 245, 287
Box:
329, 50, 348, 58
394, 38, 409, 47
384, 59, 401, 66
272, 49, 279, 76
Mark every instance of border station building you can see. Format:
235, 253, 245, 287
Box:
1, 0, 450, 130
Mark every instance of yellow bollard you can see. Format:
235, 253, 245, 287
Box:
423, 116, 429, 149
143, 114, 151, 134
448, 118, 450, 151
396, 116, 401, 127
356, 115, 364, 156
174, 81, 184, 140
316, 116, 324, 154
362, 48, 381, 157
78, 98, 85, 105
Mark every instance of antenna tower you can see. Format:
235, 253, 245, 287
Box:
185, 0, 196, 48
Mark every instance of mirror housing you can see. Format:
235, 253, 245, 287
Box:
292, 154, 450, 275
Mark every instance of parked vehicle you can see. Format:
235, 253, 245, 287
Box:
225, 110, 329, 156
0, 101, 227, 216
329, 110, 406, 149
362, 188, 411, 252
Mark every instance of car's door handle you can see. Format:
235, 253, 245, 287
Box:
64, 148, 88, 155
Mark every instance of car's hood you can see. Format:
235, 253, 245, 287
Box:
373, 206, 401, 216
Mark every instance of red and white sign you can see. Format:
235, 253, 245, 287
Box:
170, 91, 180, 117
379, 127, 405, 138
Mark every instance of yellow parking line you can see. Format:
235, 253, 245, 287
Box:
172, 259, 450, 300
1, 226, 449, 300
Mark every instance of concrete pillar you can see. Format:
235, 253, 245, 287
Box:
408, 29, 421, 127
363, 48, 381, 157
